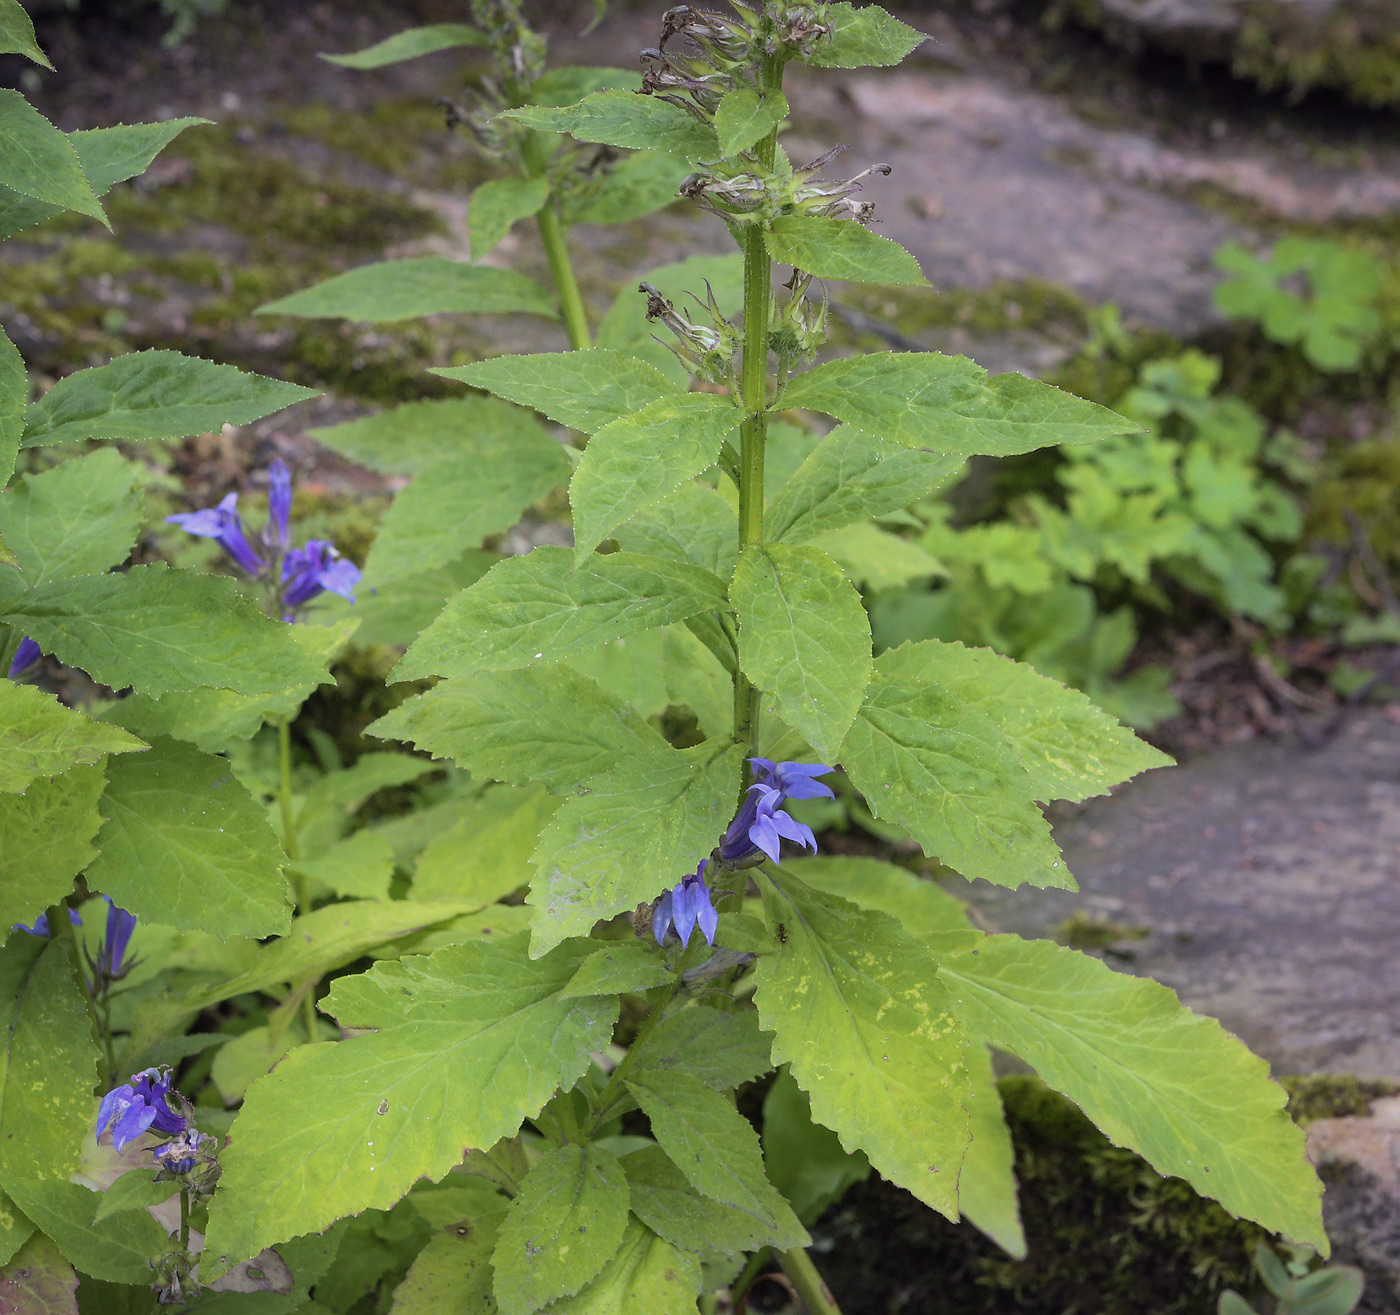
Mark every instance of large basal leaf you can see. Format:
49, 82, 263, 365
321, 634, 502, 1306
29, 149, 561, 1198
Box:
0, 91, 104, 224
732, 543, 870, 762
321, 23, 486, 67
470, 175, 551, 261
624, 1068, 807, 1246
958, 1037, 1025, 1257
615, 484, 739, 581
714, 87, 787, 157
434, 350, 674, 434
364, 428, 569, 584
527, 739, 742, 957
571, 393, 741, 560
202, 935, 615, 1276
0, 326, 23, 492
85, 736, 291, 939
0, 564, 328, 697
542, 1216, 700, 1315
0, 0, 51, 68
0, 449, 142, 585
22, 351, 316, 447
839, 669, 1072, 889
766, 215, 927, 286
761, 1067, 870, 1227
753, 870, 972, 1219
396, 547, 728, 682
781, 351, 1138, 456
876, 641, 1171, 803
257, 258, 555, 323
413, 786, 560, 905
805, 3, 926, 67
941, 935, 1327, 1250
0, 763, 105, 934
504, 91, 719, 161
369, 666, 664, 790
291, 829, 395, 902
0, 682, 142, 794
766, 425, 958, 545
492, 1144, 630, 1314
0, 1234, 76, 1314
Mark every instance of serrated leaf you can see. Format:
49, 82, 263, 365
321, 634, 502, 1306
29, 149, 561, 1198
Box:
397, 547, 728, 682
814, 521, 943, 591
876, 641, 1171, 802
364, 428, 569, 584
767, 425, 958, 545
714, 87, 787, 157
572, 393, 741, 560
289, 829, 396, 902
941, 936, 1327, 1250
295, 752, 438, 856
0, 0, 51, 68
202, 936, 615, 1275
370, 666, 664, 790
314, 552, 491, 649
543, 1216, 700, 1315
22, 351, 317, 447
0, 564, 327, 696
766, 215, 926, 286
0, 325, 23, 490
504, 91, 719, 160
257, 258, 556, 323
0, 91, 105, 225
528, 739, 742, 956
661, 624, 733, 739
806, 3, 925, 68
493, 1144, 630, 1314
615, 484, 738, 580
414, 786, 560, 905
0, 682, 143, 794
529, 66, 642, 106
840, 669, 1072, 889
732, 543, 870, 761
761, 1067, 871, 1226
470, 175, 550, 261
86, 737, 291, 939
781, 351, 1139, 456
0, 763, 105, 933
632, 1007, 774, 1090
388, 1217, 498, 1315
958, 1037, 1025, 1256
434, 350, 673, 434
321, 23, 486, 68
753, 869, 972, 1219
0, 449, 142, 585
563, 149, 691, 227
625, 1068, 807, 1245
561, 941, 673, 999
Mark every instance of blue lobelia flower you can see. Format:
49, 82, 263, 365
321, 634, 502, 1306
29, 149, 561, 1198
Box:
653, 859, 719, 949
95, 897, 137, 979
13, 907, 82, 937
97, 1067, 188, 1151
7, 637, 41, 680
281, 540, 360, 613
267, 457, 292, 549
153, 1128, 210, 1177
166, 492, 265, 575
749, 758, 836, 801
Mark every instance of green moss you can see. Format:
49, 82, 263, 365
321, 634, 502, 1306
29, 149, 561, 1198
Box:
1056, 909, 1151, 950
842, 277, 1091, 342
1281, 1073, 1400, 1127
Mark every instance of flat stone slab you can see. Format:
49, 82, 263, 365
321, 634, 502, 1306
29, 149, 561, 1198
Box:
966, 711, 1400, 1079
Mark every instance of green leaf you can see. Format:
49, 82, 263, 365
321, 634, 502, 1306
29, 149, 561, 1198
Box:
543, 1216, 700, 1315
766, 215, 926, 286
504, 91, 719, 161
714, 87, 788, 157
876, 640, 1171, 802
295, 751, 438, 856
732, 543, 870, 761
624, 1068, 807, 1246
768, 425, 958, 545
839, 669, 1072, 889
0, 449, 142, 585
86, 737, 291, 939
814, 521, 943, 591
397, 547, 728, 682
414, 786, 560, 905
662, 625, 734, 739
0, 1187, 32, 1267
257, 258, 556, 323
781, 352, 1139, 457
632, 1007, 774, 1091
364, 429, 569, 585
941, 936, 1327, 1250
0, 683, 142, 794
470, 175, 551, 261
0, 91, 105, 225
761, 1067, 870, 1225
563, 150, 692, 227
370, 666, 663, 790
388, 1217, 499, 1315
0, 763, 105, 936
0, 325, 24, 491
0, 564, 328, 697
616, 485, 738, 580
202, 936, 616, 1275
22, 351, 317, 447
528, 739, 742, 957
0, 1234, 75, 1313
0, 0, 51, 68
91, 1171, 178, 1225
561, 941, 674, 999
290, 829, 395, 902
493, 1144, 630, 1314
572, 393, 741, 560
321, 23, 486, 68
957, 1037, 1025, 1257
753, 869, 973, 1219
806, 3, 925, 68
314, 552, 492, 649
529, 66, 642, 106
434, 350, 674, 434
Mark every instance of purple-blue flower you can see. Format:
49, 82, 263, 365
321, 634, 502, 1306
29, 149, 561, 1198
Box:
282, 540, 360, 612
13, 907, 81, 937
166, 492, 264, 575
267, 458, 292, 549
153, 1128, 210, 1177
653, 859, 718, 949
7, 637, 41, 680
749, 758, 836, 801
96, 1067, 188, 1151
96, 897, 137, 979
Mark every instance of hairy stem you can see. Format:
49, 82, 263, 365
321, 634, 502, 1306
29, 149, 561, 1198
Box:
777, 1246, 841, 1315
586, 975, 684, 1133
179, 1186, 190, 1252
537, 200, 592, 351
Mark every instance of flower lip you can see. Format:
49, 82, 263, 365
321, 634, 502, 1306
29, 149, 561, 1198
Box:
282, 540, 361, 611
167, 492, 264, 575
653, 859, 718, 949
96, 1066, 188, 1151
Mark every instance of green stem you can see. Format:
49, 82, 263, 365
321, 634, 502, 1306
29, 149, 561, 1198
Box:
277, 717, 318, 1042
179, 1186, 190, 1252
730, 1247, 771, 1306
537, 200, 591, 352
586, 975, 685, 1134
777, 1246, 842, 1315
51, 901, 115, 1083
